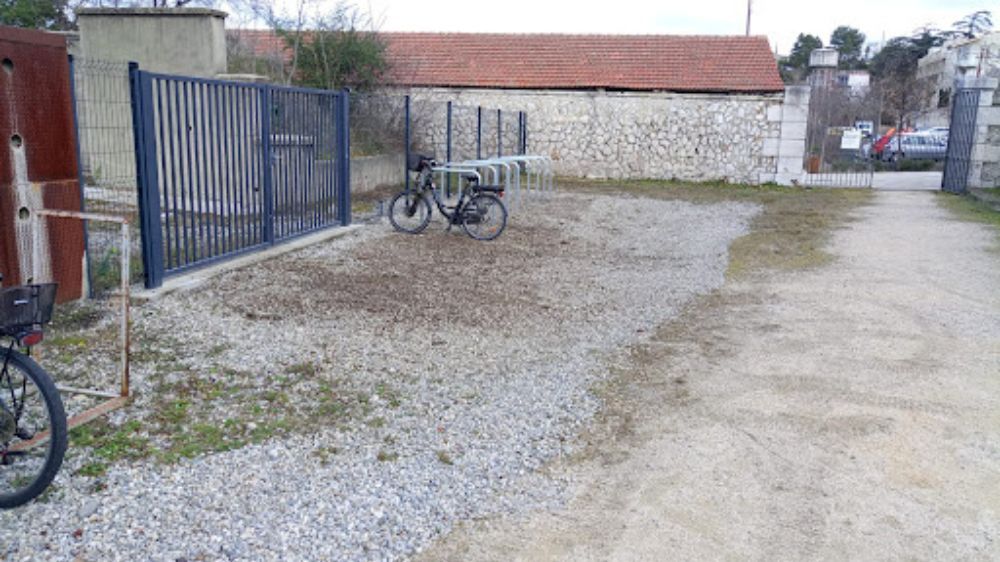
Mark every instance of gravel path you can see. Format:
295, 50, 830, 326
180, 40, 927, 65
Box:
1, 191, 758, 561
418, 190, 1000, 560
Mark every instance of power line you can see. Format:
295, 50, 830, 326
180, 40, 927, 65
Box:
746, 0, 752, 36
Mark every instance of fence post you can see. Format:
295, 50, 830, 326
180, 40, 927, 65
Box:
476, 105, 482, 160
128, 63, 164, 289
68, 55, 94, 296
523, 112, 529, 154
404, 95, 411, 192
446, 100, 452, 195
517, 111, 524, 156
337, 89, 352, 226
259, 86, 275, 243
497, 108, 502, 158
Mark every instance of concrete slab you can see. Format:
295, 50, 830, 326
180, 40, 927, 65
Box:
871, 171, 943, 191
135, 224, 365, 301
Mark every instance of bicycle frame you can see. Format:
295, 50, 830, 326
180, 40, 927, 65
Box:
412, 167, 481, 225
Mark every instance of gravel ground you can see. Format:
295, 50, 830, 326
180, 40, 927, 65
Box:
1, 191, 758, 561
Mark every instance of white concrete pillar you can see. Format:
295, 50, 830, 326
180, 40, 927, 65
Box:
964, 77, 999, 189
775, 86, 810, 186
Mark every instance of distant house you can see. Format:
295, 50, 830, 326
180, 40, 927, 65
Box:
916, 32, 1000, 128
806, 48, 869, 94
234, 31, 806, 184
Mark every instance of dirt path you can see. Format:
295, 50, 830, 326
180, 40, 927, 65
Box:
418, 190, 1000, 560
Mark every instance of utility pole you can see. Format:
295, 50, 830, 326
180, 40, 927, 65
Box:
745, 0, 752, 36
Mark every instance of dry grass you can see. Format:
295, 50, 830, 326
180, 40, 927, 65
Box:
560, 178, 873, 279
560, 178, 873, 464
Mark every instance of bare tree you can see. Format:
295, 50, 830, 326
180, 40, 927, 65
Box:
73, 0, 219, 6
225, 0, 312, 84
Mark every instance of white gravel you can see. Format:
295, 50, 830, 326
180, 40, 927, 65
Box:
1, 191, 759, 561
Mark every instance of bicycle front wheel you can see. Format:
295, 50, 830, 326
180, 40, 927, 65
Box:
461, 194, 508, 241
388, 191, 432, 234
0, 349, 67, 509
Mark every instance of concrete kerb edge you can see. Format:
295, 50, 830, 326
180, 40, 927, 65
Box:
134, 224, 366, 301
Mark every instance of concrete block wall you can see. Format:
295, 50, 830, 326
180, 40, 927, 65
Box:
351, 153, 405, 193
76, 8, 227, 77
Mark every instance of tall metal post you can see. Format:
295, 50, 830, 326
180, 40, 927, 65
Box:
522, 112, 528, 154
446, 100, 453, 196
497, 108, 502, 158
404, 95, 411, 192
517, 111, 525, 155
68, 55, 94, 296
336, 89, 352, 226
128, 62, 164, 289
260, 86, 275, 242
476, 105, 482, 160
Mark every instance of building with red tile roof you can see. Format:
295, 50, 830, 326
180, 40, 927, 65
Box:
229, 29, 805, 184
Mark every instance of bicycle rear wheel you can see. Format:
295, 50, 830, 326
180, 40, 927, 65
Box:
388, 191, 432, 234
461, 193, 508, 241
0, 349, 67, 509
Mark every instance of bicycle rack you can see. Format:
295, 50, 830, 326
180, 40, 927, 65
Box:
452, 158, 519, 211
430, 165, 484, 204
494, 155, 554, 204
514, 155, 555, 196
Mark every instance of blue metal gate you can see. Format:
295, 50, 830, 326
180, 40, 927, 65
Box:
942, 88, 980, 194
129, 67, 350, 288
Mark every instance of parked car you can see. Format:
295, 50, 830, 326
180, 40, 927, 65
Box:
881, 133, 947, 162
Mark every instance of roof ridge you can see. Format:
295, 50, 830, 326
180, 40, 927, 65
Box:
229, 29, 771, 40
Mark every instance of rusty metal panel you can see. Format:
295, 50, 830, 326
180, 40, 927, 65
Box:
0, 25, 85, 301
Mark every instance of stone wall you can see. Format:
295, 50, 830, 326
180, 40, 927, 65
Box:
404, 87, 801, 184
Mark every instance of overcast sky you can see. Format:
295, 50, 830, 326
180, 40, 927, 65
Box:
230, 0, 994, 54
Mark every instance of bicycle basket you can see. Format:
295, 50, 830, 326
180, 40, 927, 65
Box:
0, 284, 57, 331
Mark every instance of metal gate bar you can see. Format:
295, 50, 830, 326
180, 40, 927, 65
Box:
942, 88, 980, 194
131, 67, 351, 289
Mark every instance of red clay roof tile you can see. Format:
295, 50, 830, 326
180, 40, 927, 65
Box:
231, 30, 785, 93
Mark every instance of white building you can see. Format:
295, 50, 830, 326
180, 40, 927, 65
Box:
915, 32, 1000, 128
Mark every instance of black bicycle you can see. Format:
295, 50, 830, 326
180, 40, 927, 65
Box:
388, 154, 508, 241
0, 274, 66, 509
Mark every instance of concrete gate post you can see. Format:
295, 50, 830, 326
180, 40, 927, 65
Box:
775, 85, 810, 186
965, 77, 1000, 189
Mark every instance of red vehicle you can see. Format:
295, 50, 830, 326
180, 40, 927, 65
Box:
872, 128, 897, 156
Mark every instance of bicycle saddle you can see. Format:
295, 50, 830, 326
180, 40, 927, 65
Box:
407, 153, 435, 172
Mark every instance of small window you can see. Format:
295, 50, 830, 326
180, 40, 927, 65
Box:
938, 89, 951, 108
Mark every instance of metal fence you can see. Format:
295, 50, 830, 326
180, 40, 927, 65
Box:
801, 82, 878, 189
69, 57, 143, 295
130, 67, 351, 288
71, 64, 529, 290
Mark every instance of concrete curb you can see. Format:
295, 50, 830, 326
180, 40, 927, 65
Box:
134, 224, 366, 301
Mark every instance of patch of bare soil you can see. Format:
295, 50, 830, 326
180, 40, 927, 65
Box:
419, 190, 1000, 561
